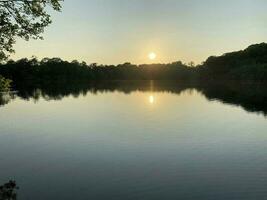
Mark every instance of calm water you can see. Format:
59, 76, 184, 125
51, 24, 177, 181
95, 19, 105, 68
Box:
0, 82, 267, 200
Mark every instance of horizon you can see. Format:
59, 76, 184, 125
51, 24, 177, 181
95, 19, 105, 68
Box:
7, 42, 267, 66
10, 0, 267, 65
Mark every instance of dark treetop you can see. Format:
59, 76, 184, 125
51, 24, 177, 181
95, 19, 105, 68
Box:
0, 0, 62, 60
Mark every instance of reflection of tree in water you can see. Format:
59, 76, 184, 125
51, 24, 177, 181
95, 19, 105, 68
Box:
1, 80, 267, 116
0, 92, 16, 107
14, 81, 193, 102
0, 181, 18, 200
199, 82, 267, 116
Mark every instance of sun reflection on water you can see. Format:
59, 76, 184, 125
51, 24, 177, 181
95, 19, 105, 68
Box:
149, 95, 155, 104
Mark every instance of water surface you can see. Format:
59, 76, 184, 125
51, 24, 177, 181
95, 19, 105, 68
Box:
0, 81, 267, 200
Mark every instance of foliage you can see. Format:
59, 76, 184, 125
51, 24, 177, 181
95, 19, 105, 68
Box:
0, 74, 11, 91
0, 58, 197, 85
0, 43, 267, 89
201, 43, 267, 80
0, 0, 62, 60
0, 181, 18, 200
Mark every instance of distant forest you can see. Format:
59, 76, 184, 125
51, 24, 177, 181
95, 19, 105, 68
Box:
0, 43, 267, 90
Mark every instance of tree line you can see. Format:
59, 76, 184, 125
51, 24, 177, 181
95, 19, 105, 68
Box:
200, 43, 267, 80
0, 43, 267, 91
0, 58, 197, 87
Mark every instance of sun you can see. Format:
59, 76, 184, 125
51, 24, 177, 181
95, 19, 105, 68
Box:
148, 52, 156, 60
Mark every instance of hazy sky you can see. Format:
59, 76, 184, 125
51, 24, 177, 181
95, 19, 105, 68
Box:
12, 0, 267, 64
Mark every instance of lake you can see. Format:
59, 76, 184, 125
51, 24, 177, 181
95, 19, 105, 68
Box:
0, 81, 267, 200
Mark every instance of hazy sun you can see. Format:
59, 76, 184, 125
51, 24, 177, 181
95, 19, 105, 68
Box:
148, 52, 156, 60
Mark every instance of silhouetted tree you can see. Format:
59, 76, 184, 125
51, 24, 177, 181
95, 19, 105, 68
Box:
0, 0, 62, 60
0, 58, 195, 84
201, 43, 267, 80
0, 74, 11, 91
0, 43, 267, 89
0, 181, 18, 200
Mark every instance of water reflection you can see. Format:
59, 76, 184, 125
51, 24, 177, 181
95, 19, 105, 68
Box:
0, 92, 16, 106
1, 81, 267, 116
1, 81, 267, 200
149, 95, 155, 104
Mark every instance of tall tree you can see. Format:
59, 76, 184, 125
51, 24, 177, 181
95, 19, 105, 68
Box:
0, 0, 62, 60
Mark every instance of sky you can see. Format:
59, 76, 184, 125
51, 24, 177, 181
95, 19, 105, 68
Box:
12, 0, 267, 65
